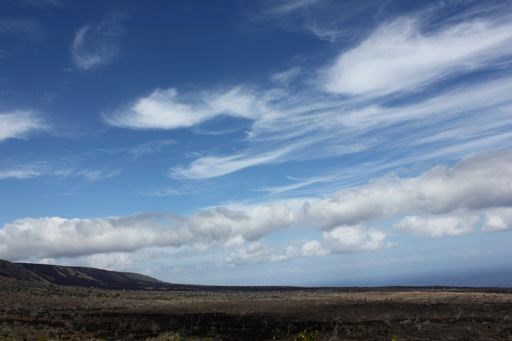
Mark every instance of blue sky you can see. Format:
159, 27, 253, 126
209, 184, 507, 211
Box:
1, 0, 512, 286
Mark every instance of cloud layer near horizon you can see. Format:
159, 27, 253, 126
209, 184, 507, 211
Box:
1, 150, 511, 262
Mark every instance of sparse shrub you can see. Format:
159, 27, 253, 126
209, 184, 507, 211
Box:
295, 329, 319, 341
146, 330, 181, 340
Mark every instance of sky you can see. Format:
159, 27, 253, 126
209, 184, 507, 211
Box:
1, 0, 512, 286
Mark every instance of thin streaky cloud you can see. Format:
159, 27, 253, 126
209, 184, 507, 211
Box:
0, 110, 47, 142
71, 15, 125, 70
320, 14, 512, 95
266, 0, 319, 15
257, 174, 337, 195
105, 10, 512, 181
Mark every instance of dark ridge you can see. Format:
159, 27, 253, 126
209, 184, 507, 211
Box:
0, 259, 45, 282
1, 259, 511, 292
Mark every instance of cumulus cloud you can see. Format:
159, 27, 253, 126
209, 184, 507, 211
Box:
304, 150, 512, 229
71, 16, 124, 70
2, 150, 511, 261
320, 15, 512, 95
301, 226, 388, 258
482, 208, 512, 232
0, 215, 190, 260
322, 225, 386, 252
0, 110, 46, 142
224, 225, 386, 265
224, 242, 298, 265
0, 203, 302, 260
394, 212, 478, 237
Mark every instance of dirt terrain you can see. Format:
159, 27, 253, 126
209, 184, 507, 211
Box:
1, 278, 512, 340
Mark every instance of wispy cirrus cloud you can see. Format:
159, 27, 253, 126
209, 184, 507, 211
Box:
129, 138, 175, 157
0, 161, 119, 183
251, 0, 381, 42
270, 67, 302, 85
106, 86, 270, 130
257, 174, 337, 195
169, 142, 304, 179
0, 17, 43, 40
0, 110, 47, 142
320, 15, 512, 96
76, 169, 120, 183
168, 74, 512, 179
71, 15, 125, 70
264, 0, 319, 15
0, 168, 42, 180
19, 0, 65, 10
105, 7, 512, 181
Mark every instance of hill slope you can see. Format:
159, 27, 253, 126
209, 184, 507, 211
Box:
0, 259, 180, 290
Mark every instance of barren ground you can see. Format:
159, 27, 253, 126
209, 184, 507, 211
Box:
1, 278, 512, 340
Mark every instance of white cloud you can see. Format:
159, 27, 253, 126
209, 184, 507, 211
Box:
2, 150, 511, 261
146, 71, 512, 181
254, 0, 379, 43
320, 15, 512, 95
303, 20, 349, 43
224, 242, 298, 265
224, 225, 386, 265
106, 87, 270, 130
129, 139, 176, 157
169, 144, 299, 179
258, 175, 337, 195
71, 16, 124, 70
301, 150, 512, 229
270, 67, 301, 85
0, 110, 46, 142
0, 17, 43, 41
0, 206, 298, 261
0, 215, 191, 260
482, 208, 512, 232
20, 0, 64, 10
0, 168, 42, 180
295, 225, 388, 260
394, 212, 477, 237
104, 10, 512, 181
322, 225, 386, 252
0, 162, 119, 183
301, 240, 327, 257
76, 169, 120, 183
72, 252, 137, 271
265, 0, 319, 15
